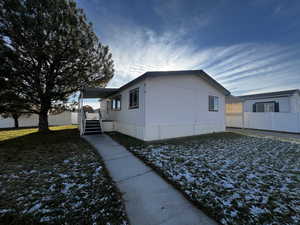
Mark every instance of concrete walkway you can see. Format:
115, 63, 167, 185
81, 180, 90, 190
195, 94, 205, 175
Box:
227, 127, 300, 141
83, 134, 217, 225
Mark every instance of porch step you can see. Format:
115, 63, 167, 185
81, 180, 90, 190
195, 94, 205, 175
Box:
85, 127, 102, 131
86, 121, 100, 125
84, 120, 102, 135
84, 131, 102, 135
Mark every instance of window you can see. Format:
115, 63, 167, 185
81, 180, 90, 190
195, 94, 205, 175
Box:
129, 88, 139, 109
253, 101, 279, 112
111, 95, 121, 111
264, 102, 275, 112
209, 96, 219, 112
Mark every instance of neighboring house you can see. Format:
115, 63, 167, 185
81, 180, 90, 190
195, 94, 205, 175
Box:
79, 70, 230, 141
226, 89, 300, 133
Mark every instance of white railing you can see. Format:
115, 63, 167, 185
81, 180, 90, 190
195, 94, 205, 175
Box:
80, 110, 86, 135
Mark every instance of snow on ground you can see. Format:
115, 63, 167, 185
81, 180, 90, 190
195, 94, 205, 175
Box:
0, 153, 129, 225
128, 133, 300, 225
0, 128, 129, 225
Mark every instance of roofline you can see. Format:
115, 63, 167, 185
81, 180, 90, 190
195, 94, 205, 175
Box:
109, 70, 230, 97
80, 87, 119, 98
237, 89, 300, 100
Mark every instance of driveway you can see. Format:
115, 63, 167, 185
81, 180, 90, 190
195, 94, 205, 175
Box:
227, 127, 300, 142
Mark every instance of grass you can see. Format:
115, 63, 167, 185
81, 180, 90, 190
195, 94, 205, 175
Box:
108, 131, 300, 225
0, 126, 129, 225
0, 125, 77, 141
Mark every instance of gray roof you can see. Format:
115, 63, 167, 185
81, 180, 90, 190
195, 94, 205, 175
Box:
81, 87, 118, 98
118, 70, 230, 96
81, 70, 230, 98
237, 89, 300, 100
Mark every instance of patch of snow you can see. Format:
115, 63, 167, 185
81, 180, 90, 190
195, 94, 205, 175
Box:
27, 202, 42, 213
0, 209, 13, 214
250, 206, 265, 215
40, 216, 52, 222
59, 174, 68, 178
61, 182, 76, 194
230, 210, 238, 217
221, 181, 234, 189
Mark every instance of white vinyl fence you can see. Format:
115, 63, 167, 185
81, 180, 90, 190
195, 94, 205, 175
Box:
226, 112, 300, 133
0, 111, 76, 129
71, 112, 78, 125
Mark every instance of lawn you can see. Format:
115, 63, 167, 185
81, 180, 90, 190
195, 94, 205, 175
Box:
109, 132, 300, 225
0, 126, 129, 225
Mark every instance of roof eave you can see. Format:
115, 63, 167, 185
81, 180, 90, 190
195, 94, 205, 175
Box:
117, 70, 230, 96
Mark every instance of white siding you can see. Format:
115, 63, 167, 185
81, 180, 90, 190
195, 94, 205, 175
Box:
101, 82, 146, 140
144, 75, 226, 141
290, 93, 300, 113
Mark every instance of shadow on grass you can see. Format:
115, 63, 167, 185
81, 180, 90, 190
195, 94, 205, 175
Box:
0, 213, 46, 225
107, 131, 244, 148
0, 128, 81, 164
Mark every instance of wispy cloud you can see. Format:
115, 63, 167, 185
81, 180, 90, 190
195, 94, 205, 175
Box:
76, 0, 300, 96
106, 24, 218, 87
106, 23, 300, 95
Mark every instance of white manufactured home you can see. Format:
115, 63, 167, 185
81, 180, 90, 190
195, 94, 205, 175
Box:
226, 89, 300, 133
78, 70, 230, 141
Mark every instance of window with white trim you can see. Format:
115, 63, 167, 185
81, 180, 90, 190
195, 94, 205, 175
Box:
209, 96, 219, 112
129, 88, 139, 109
111, 95, 121, 111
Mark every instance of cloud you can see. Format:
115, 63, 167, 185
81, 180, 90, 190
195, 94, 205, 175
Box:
76, 0, 300, 96
105, 22, 300, 96
106, 24, 218, 87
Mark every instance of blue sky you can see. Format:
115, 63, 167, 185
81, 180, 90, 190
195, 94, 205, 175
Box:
77, 0, 300, 107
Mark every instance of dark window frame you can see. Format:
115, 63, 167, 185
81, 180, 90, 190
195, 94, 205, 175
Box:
253, 101, 279, 112
129, 88, 139, 109
208, 96, 219, 112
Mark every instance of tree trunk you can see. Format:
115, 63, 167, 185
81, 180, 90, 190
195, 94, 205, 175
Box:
12, 115, 19, 129
38, 111, 50, 132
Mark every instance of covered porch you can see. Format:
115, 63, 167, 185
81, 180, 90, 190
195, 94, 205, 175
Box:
78, 87, 118, 135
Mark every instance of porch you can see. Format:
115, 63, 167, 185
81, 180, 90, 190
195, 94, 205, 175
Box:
78, 87, 117, 135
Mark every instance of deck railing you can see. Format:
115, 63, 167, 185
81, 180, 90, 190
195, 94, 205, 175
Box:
80, 110, 86, 135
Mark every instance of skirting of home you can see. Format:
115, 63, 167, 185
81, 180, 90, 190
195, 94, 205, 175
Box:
102, 121, 225, 141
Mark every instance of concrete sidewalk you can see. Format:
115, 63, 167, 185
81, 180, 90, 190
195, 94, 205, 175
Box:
83, 134, 217, 225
